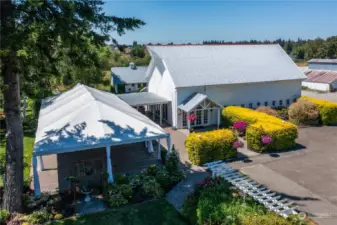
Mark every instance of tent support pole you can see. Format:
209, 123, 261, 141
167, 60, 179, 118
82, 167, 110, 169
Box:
157, 139, 161, 160
33, 155, 41, 197
106, 146, 114, 183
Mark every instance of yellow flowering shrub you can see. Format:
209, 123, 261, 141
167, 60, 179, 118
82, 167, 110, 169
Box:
223, 106, 298, 152
185, 129, 237, 165
300, 96, 337, 125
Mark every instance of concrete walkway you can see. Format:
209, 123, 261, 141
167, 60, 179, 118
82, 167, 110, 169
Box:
163, 128, 208, 212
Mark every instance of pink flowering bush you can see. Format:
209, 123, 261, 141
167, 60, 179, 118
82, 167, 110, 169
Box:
261, 135, 273, 145
232, 140, 244, 149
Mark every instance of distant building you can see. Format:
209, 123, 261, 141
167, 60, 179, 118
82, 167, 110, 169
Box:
301, 59, 337, 92
111, 63, 148, 93
308, 59, 337, 71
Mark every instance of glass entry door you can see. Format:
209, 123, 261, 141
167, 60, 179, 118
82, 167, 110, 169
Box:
192, 109, 209, 127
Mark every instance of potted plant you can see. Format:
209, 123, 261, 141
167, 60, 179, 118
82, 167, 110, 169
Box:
187, 113, 196, 132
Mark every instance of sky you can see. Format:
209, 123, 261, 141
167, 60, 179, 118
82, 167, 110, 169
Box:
103, 1, 337, 45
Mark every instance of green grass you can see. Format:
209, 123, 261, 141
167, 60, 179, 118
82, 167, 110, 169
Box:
49, 199, 189, 225
0, 99, 37, 187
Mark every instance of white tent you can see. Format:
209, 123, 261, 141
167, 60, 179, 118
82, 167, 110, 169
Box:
32, 84, 170, 196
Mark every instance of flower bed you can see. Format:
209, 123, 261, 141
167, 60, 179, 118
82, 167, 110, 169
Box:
182, 176, 305, 225
103, 149, 185, 207
223, 106, 298, 152
185, 129, 238, 165
300, 96, 337, 125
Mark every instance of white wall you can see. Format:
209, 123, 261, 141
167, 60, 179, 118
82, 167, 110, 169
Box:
147, 58, 176, 125
302, 81, 330, 92
174, 80, 302, 128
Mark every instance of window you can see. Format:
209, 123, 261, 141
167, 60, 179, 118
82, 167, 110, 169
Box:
182, 111, 187, 127
241, 104, 245, 108
196, 110, 202, 125
272, 101, 276, 106
131, 84, 135, 87
293, 98, 297, 103
163, 104, 168, 121
128, 88, 132, 92
264, 101, 268, 106
203, 109, 208, 124
257, 102, 261, 107
249, 103, 253, 108
279, 100, 283, 106
72, 159, 103, 178
286, 99, 290, 105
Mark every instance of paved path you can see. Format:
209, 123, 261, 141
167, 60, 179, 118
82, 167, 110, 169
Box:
163, 128, 208, 212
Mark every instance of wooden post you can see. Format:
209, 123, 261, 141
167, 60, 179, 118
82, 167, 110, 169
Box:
106, 146, 114, 183
33, 155, 41, 197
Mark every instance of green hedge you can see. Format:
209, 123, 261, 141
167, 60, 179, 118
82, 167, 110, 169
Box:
223, 106, 298, 152
185, 129, 237, 165
300, 96, 337, 125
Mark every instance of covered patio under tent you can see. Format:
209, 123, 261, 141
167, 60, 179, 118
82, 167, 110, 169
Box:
32, 84, 171, 196
117, 92, 171, 126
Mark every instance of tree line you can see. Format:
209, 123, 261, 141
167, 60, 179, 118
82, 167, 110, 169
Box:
203, 36, 337, 60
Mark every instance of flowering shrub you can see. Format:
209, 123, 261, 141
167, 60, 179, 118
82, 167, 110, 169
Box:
233, 121, 247, 132
300, 96, 337, 125
261, 136, 272, 145
188, 113, 196, 122
185, 129, 237, 165
223, 106, 298, 152
232, 140, 244, 149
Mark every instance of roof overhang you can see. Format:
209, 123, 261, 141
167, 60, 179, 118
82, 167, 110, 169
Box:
178, 93, 223, 113
117, 92, 170, 106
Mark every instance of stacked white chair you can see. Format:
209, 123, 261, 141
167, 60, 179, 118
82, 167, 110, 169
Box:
204, 161, 298, 218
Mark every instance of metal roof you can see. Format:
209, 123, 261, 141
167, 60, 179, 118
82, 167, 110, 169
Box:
178, 93, 222, 112
308, 59, 337, 64
305, 70, 337, 83
147, 45, 306, 88
117, 92, 170, 106
111, 66, 148, 84
34, 84, 168, 156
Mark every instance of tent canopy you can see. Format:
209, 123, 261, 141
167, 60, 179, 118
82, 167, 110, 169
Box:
33, 84, 169, 156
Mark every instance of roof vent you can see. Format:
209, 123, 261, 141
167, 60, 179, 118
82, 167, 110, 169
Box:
129, 62, 136, 70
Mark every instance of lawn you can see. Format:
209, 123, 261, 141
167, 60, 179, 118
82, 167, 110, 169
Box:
0, 99, 37, 187
49, 199, 189, 225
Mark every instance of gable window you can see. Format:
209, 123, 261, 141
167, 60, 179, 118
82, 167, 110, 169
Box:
264, 101, 268, 106
249, 103, 253, 108
279, 100, 283, 106
272, 101, 276, 106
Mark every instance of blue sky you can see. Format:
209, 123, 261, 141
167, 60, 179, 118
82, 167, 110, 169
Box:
103, 1, 337, 44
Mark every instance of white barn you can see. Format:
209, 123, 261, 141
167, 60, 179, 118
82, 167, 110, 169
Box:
143, 44, 306, 129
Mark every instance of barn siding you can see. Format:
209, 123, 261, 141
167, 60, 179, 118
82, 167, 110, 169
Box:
177, 80, 301, 109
